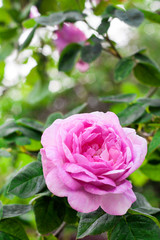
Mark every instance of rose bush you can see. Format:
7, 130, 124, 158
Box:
54, 23, 89, 72
41, 112, 147, 215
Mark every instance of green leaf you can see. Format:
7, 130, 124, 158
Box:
63, 11, 85, 22
81, 43, 102, 63
2, 204, 31, 219
97, 19, 110, 35
114, 58, 135, 82
115, 9, 144, 27
8, 161, 46, 198
0, 149, 11, 158
130, 193, 160, 227
137, 98, 160, 107
128, 209, 160, 228
22, 18, 36, 28
140, 9, 160, 24
118, 103, 146, 125
19, 24, 38, 51
64, 103, 87, 118
0, 43, 14, 61
16, 118, 44, 132
141, 163, 160, 182
33, 196, 66, 234
134, 62, 160, 86
99, 93, 136, 103
134, 53, 156, 66
0, 27, 17, 40
35, 12, 65, 26
110, 215, 160, 240
0, 218, 29, 240
148, 129, 160, 155
44, 112, 63, 129
0, 120, 19, 138
36, 10, 85, 27
77, 208, 118, 239
58, 43, 81, 72
15, 136, 31, 146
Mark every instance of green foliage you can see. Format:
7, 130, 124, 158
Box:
134, 63, 160, 86
8, 161, 46, 198
99, 93, 136, 103
2, 204, 31, 219
58, 43, 82, 72
114, 58, 135, 82
0, 218, 29, 240
33, 196, 65, 234
109, 215, 160, 240
115, 9, 144, 27
77, 208, 118, 238
0, 0, 160, 239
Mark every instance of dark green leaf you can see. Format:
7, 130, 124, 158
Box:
134, 112, 152, 124
16, 118, 44, 132
2, 204, 31, 219
33, 196, 66, 234
64, 207, 77, 224
148, 129, 160, 155
134, 53, 156, 66
64, 103, 87, 118
102, 5, 117, 18
57, 0, 85, 12
118, 103, 146, 125
110, 215, 160, 240
77, 208, 118, 239
99, 93, 136, 103
141, 163, 160, 182
8, 161, 46, 198
114, 57, 135, 82
58, 43, 81, 72
19, 24, 38, 51
0, 120, 19, 138
97, 19, 110, 35
44, 112, 63, 129
0, 218, 29, 240
134, 62, 160, 86
0, 61, 5, 82
81, 43, 102, 63
115, 9, 144, 27
0, 149, 11, 158
140, 9, 160, 24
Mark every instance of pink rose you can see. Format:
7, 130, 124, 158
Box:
41, 112, 147, 215
54, 23, 89, 72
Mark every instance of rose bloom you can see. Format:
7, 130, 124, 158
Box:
41, 112, 147, 215
54, 23, 89, 72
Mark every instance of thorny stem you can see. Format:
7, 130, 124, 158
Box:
145, 87, 158, 98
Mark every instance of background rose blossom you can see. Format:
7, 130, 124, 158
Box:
54, 23, 89, 72
41, 112, 147, 215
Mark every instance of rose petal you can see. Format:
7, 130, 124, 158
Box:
100, 188, 136, 215
45, 168, 69, 197
67, 191, 100, 213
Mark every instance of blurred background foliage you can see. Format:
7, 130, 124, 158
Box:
0, 0, 160, 239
